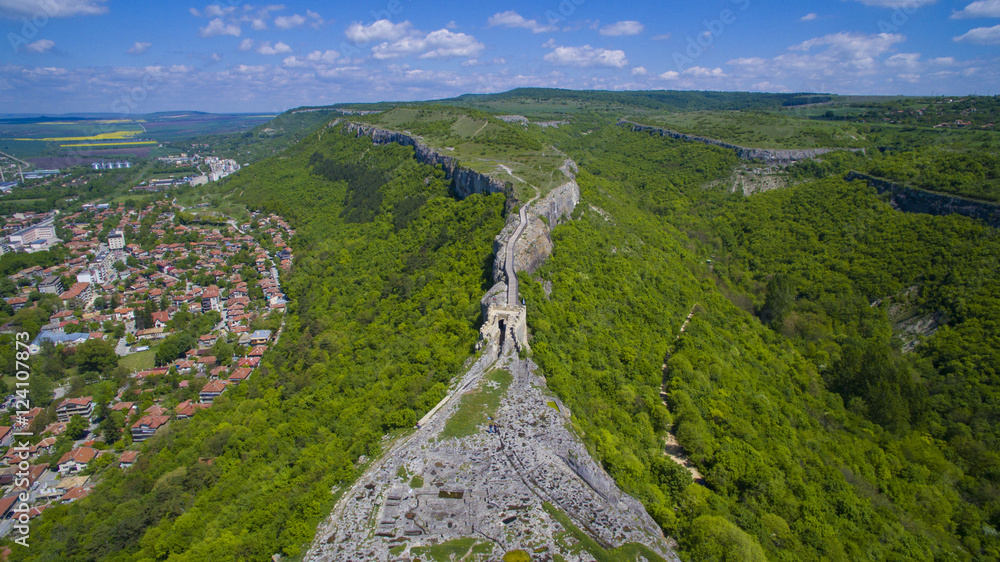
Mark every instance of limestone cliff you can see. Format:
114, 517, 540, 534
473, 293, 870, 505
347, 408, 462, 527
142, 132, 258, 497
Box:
619, 119, 863, 166
846, 171, 1000, 228
342, 122, 512, 205
341, 118, 579, 289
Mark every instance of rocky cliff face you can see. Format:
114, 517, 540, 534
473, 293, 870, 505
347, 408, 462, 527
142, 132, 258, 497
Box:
491, 169, 581, 285
341, 120, 579, 296
343, 122, 511, 204
619, 119, 862, 166
846, 171, 1000, 228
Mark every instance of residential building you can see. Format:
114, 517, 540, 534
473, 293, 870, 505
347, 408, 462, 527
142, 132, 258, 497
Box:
108, 229, 125, 250
202, 285, 221, 312
56, 397, 94, 422
59, 282, 92, 308
199, 380, 227, 403
57, 447, 97, 475
38, 275, 64, 294
118, 451, 138, 469
131, 415, 170, 442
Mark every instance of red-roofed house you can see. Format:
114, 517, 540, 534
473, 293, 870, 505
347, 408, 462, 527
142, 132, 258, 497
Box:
175, 399, 209, 419
56, 396, 94, 422
60, 486, 92, 503
199, 380, 227, 403
118, 450, 139, 469
131, 415, 170, 442
58, 447, 97, 475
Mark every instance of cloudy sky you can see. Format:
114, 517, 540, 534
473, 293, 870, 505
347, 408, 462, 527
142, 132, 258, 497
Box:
1, 0, 999, 114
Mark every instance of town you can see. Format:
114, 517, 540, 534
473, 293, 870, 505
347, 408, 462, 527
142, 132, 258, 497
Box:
0, 199, 292, 534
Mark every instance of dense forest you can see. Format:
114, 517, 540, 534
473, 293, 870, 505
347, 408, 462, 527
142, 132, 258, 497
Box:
16, 127, 505, 560
12, 93, 1000, 561
519, 121, 1000, 560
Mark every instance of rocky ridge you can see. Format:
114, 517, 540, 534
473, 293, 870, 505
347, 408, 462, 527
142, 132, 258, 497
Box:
846, 171, 1000, 229
304, 121, 675, 560
619, 118, 863, 166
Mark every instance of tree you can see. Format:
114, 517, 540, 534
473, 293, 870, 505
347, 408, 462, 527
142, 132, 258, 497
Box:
65, 415, 89, 440
93, 296, 108, 310
760, 273, 795, 327
76, 339, 119, 376
101, 411, 125, 444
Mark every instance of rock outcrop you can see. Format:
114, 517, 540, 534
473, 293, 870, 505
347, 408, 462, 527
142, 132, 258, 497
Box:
619, 119, 863, 166
343, 122, 511, 203
846, 171, 1000, 229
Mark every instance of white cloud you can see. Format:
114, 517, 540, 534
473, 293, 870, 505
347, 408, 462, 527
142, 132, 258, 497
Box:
543, 44, 628, 68
200, 18, 241, 37
126, 41, 151, 55
373, 29, 484, 59
801, 13, 818, 21
652, 34, 671, 41
235, 64, 267, 74
952, 0, 1000, 18
306, 9, 324, 28
792, 32, 905, 58
487, 11, 556, 33
954, 24, 1000, 43
0, 0, 108, 18
306, 50, 340, 63
24, 39, 55, 53
631, 66, 647, 75
659, 70, 680, 80
751, 81, 788, 92
851, 0, 936, 7
239, 38, 255, 51
346, 19, 414, 43
684, 66, 727, 78
275, 14, 306, 29
251, 18, 267, 30
257, 41, 293, 55
885, 52, 921, 70
204, 4, 236, 18
599, 21, 644, 36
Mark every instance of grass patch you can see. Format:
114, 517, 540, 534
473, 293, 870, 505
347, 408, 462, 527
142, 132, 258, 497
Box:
547, 401, 559, 410
119, 349, 155, 372
410, 537, 486, 561
542, 502, 667, 562
439, 369, 512, 440
409, 474, 424, 489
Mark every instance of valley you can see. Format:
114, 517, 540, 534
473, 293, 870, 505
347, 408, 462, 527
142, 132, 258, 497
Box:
5, 90, 1000, 562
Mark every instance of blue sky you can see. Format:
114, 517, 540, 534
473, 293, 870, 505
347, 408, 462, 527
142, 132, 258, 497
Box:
1, 0, 999, 113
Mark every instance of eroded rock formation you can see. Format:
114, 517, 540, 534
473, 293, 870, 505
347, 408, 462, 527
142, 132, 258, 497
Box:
619, 118, 863, 166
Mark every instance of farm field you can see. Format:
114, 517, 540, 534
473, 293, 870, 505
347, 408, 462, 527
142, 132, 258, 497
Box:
0, 112, 274, 160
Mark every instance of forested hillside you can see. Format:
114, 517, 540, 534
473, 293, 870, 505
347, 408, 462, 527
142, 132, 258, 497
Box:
17, 126, 505, 560
13, 91, 1000, 561
519, 121, 1000, 560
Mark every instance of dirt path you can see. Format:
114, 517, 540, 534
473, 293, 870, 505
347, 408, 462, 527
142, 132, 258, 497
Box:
661, 305, 704, 482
